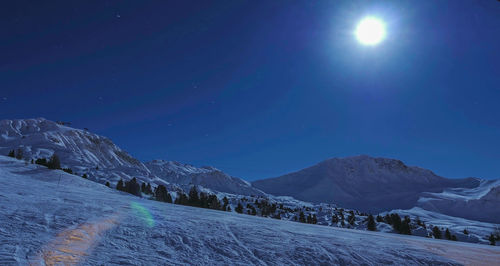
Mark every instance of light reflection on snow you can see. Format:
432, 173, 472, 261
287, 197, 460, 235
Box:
130, 202, 155, 228
30, 202, 154, 265
30, 214, 119, 265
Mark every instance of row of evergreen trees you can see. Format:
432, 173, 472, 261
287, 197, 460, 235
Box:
114, 180, 230, 213
116, 177, 141, 196
35, 154, 62, 170
178, 186, 228, 211
234, 199, 283, 220
7, 149, 24, 160
431, 226, 457, 241
7, 150, 71, 172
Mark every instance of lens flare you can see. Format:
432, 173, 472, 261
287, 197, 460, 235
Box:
31, 214, 120, 265
130, 202, 155, 228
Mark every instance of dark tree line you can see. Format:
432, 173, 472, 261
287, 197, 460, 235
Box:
174, 186, 227, 211
35, 154, 61, 170
296, 211, 317, 224
382, 213, 411, 235
115, 183, 229, 213
116, 177, 141, 196
7, 148, 24, 160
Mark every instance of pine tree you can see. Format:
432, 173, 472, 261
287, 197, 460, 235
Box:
166, 192, 173, 203
116, 179, 125, 191
177, 192, 189, 205
463, 229, 469, 235
235, 202, 243, 213
367, 214, 376, 231
7, 150, 15, 158
222, 196, 229, 211
433, 226, 442, 239
489, 234, 496, 246
348, 212, 355, 226
384, 214, 392, 224
207, 194, 221, 210
227, 206, 231, 212
312, 214, 317, 224
400, 219, 411, 235
47, 154, 61, 169
188, 186, 200, 207
199, 192, 209, 208
299, 211, 306, 223
125, 177, 141, 196
105, 181, 110, 187
445, 228, 452, 240
154, 185, 172, 203
82, 174, 88, 179
376, 215, 383, 223
390, 213, 402, 233
332, 214, 339, 224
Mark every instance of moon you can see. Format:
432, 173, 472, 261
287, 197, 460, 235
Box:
355, 17, 386, 46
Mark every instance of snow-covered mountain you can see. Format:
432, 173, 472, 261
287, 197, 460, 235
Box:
0, 118, 264, 196
415, 179, 500, 223
2, 156, 498, 265
252, 155, 500, 223
145, 160, 265, 196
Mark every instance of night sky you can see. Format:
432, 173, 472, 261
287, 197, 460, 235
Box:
1, 1, 499, 180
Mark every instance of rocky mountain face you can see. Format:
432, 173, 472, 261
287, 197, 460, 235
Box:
145, 160, 264, 196
252, 155, 500, 223
0, 118, 264, 196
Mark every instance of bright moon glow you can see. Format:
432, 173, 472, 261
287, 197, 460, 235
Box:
355, 17, 386, 45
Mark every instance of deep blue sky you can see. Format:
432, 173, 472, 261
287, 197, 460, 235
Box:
1, 1, 499, 180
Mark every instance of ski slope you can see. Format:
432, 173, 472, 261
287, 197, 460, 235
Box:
1, 157, 499, 265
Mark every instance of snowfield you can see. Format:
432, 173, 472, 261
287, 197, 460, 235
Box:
1, 157, 499, 265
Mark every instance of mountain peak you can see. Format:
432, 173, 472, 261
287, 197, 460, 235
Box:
253, 155, 478, 212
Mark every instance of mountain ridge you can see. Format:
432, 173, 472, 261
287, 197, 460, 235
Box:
0, 118, 265, 196
252, 155, 499, 223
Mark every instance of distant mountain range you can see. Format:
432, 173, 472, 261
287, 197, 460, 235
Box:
0, 118, 265, 196
252, 155, 500, 223
1, 118, 498, 224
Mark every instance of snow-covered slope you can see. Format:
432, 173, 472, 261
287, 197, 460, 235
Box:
382, 207, 500, 245
416, 179, 500, 223
0, 118, 263, 196
1, 156, 498, 265
252, 155, 493, 216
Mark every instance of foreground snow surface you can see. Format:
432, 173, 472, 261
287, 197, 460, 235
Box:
0, 157, 499, 265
